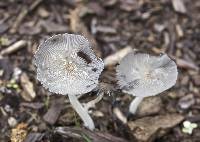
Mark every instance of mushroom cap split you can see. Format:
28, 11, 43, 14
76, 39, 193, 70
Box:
116, 52, 178, 97
34, 33, 104, 95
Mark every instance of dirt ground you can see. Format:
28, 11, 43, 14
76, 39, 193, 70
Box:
0, 0, 200, 142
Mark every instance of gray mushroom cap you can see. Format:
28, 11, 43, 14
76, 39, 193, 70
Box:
34, 33, 104, 95
116, 52, 178, 97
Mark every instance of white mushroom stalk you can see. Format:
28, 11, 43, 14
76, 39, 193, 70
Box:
34, 33, 104, 130
116, 52, 178, 114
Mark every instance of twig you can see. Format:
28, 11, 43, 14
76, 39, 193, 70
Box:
103, 46, 133, 66
0, 40, 27, 56
54, 127, 129, 142
10, 0, 43, 33
68, 4, 102, 57
170, 55, 199, 71
83, 92, 104, 111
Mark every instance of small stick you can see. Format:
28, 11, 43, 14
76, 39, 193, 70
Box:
54, 127, 129, 142
83, 92, 104, 111
0, 40, 27, 56
103, 46, 133, 67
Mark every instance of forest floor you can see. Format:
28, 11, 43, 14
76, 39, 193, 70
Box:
0, 0, 200, 142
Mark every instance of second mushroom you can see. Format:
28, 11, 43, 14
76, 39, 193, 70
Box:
116, 52, 178, 114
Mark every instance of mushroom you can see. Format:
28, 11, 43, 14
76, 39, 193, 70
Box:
116, 52, 178, 114
34, 33, 104, 130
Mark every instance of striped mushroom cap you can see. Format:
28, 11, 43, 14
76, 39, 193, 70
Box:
116, 52, 178, 97
34, 33, 104, 95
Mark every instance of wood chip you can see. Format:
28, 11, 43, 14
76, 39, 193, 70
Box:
136, 96, 162, 117
43, 98, 65, 125
20, 102, 44, 110
0, 58, 13, 80
128, 114, 184, 142
172, 0, 187, 14
20, 73, 36, 101
24, 133, 44, 142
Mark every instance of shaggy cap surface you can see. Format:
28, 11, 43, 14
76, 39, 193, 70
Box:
34, 33, 104, 95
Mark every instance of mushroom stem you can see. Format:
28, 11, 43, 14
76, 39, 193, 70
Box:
129, 97, 143, 114
68, 94, 95, 130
